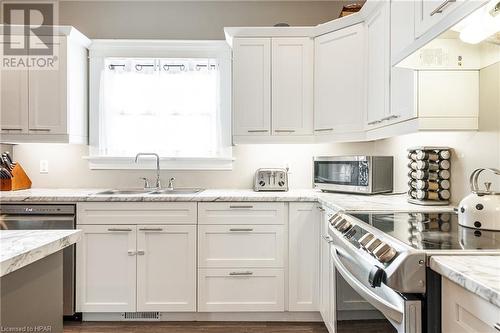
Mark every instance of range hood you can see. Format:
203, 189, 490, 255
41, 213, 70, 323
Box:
397, 0, 500, 70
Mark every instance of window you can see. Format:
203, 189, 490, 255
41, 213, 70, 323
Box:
87, 40, 232, 170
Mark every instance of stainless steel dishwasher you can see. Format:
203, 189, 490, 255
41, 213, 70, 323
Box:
0, 204, 77, 317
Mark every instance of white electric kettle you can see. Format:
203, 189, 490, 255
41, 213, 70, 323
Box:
458, 168, 500, 231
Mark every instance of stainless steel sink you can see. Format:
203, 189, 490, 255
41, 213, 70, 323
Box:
93, 189, 154, 195
148, 188, 204, 195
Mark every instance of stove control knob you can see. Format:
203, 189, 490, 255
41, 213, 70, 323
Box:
365, 238, 382, 253
278, 181, 285, 187
259, 180, 266, 186
338, 220, 352, 233
358, 233, 374, 248
373, 243, 397, 263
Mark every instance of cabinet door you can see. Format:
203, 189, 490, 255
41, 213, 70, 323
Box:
415, 0, 465, 37
272, 38, 313, 135
137, 225, 196, 312
0, 68, 29, 133
76, 225, 137, 312
28, 36, 67, 134
288, 203, 320, 311
366, 2, 391, 127
390, 0, 417, 124
233, 38, 271, 136
314, 24, 365, 134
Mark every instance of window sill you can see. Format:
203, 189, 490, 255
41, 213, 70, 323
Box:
83, 156, 235, 170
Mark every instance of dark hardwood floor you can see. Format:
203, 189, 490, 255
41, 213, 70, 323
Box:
64, 320, 395, 333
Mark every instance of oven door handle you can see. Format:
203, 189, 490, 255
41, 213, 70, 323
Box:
331, 246, 404, 324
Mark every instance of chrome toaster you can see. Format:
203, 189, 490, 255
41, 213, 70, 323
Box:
254, 168, 289, 192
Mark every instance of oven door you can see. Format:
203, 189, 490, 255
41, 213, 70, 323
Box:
313, 157, 370, 193
329, 231, 422, 333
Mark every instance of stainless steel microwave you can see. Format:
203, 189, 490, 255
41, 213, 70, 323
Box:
313, 156, 393, 194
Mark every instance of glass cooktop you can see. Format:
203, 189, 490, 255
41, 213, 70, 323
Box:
349, 212, 500, 250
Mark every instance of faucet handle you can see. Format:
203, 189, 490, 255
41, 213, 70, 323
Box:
168, 177, 175, 190
139, 177, 150, 189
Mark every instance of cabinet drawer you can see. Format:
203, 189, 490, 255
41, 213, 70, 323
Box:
77, 202, 197, 225
198, 202, 286, 225
197, 268, 284, 312
442, 278, 500, 333
198, 225, 284, 268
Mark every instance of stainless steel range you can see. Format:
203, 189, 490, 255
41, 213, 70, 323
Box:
327, 210, 500, 333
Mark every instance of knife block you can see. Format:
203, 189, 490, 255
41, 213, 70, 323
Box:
0, 163, 32, 191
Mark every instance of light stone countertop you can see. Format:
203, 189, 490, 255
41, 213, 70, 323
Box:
0, 188, 455, 212
0, 230, 82, 277
430, 256, 500, 308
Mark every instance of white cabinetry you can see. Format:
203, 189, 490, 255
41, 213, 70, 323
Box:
415, 0, 465, 37
76, 225, 137, 312
442, 277, 500, 333
232, 37, 313, 142
0, 27, 90, 144
319, 208, 336, 333
76, 203, 197, 313
197, 202, 285, 312
288, 203, 320, 312
272, 38, 313, 136
366, 2, 391, 128
232, 38, 271, 136
314, 24, 365, 136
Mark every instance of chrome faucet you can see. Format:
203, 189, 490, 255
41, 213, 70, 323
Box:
167, 177, 175, 191
135, 153, 161, 190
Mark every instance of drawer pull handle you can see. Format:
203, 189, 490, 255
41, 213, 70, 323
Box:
229, 271, 253, 276
2, 128, 23, 131
229, 228, 254, 232
138, 228, 163, 231
229, 205, 254, 209
274, 129, 296, 133
128, 250, 136, 256
29, 128, 51, 132
314, 128, 334, 132
108, 228, 132, 232
247, 129, 269, 133
430, 0, 456, 16
137, 250, 145, 256
494, 323, 500, 331
367, 120, 382, 125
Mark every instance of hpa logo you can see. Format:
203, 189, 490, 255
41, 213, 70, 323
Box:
1, 1, 59, 69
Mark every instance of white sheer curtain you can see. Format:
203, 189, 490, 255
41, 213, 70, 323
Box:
99, 57, 219, 157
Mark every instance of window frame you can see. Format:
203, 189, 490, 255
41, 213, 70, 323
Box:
87, 39, 233, 170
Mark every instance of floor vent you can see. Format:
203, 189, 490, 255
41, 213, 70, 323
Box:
121, 312, 161, 320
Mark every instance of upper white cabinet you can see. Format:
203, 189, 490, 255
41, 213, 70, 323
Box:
366, 2, 391, 128
314, 24, 365, 135
288, 203, 320, 312
414, 0, 466, 37
232, 37, 313, 142
0, 27, 90, 144
272, 38, 313, 136
232, 38, 271, 136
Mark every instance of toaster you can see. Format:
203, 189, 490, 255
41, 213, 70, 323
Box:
254, 168, 289, 192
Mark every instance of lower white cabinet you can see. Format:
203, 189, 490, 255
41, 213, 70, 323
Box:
442, 277, 500, 333
198, 224, 284, 268
197, 268, 284, 312
136, 225, 196, 312
288, 203, 320, 311
76, 225, 137, 312
76, 205, 197, 313
319, 209, 336, 333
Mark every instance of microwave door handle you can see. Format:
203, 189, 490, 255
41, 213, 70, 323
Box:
330, 246, 404, 324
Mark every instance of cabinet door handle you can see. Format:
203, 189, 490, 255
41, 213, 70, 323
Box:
29, 128, 51, 132
430, 0, 456, 16
247, 129, 269, 133
138, 228, 163, 232
317, 206, 325, 211
381, 115, 401, 122
128, 250, 137, 256
274, 129, 296, 133
229, 205, 254, 209
322, 235, 333, 243
108, 228, 132, 232
229, 228, 254, 232
137, 250, 145, 256
229, 271, 253, 276
367, 120, 382, 125
314, 128, 334, 132
494, 323, 500, 331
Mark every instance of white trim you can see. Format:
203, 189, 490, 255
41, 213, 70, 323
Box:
83, 156, 235, 170
88, 39, 232, 170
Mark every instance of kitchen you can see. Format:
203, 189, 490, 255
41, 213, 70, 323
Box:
0, 0, 499, 332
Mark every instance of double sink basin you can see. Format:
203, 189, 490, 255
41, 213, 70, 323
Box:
94, 188, 204, 196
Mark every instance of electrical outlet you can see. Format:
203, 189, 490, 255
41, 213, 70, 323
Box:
40, 160, 49, 174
